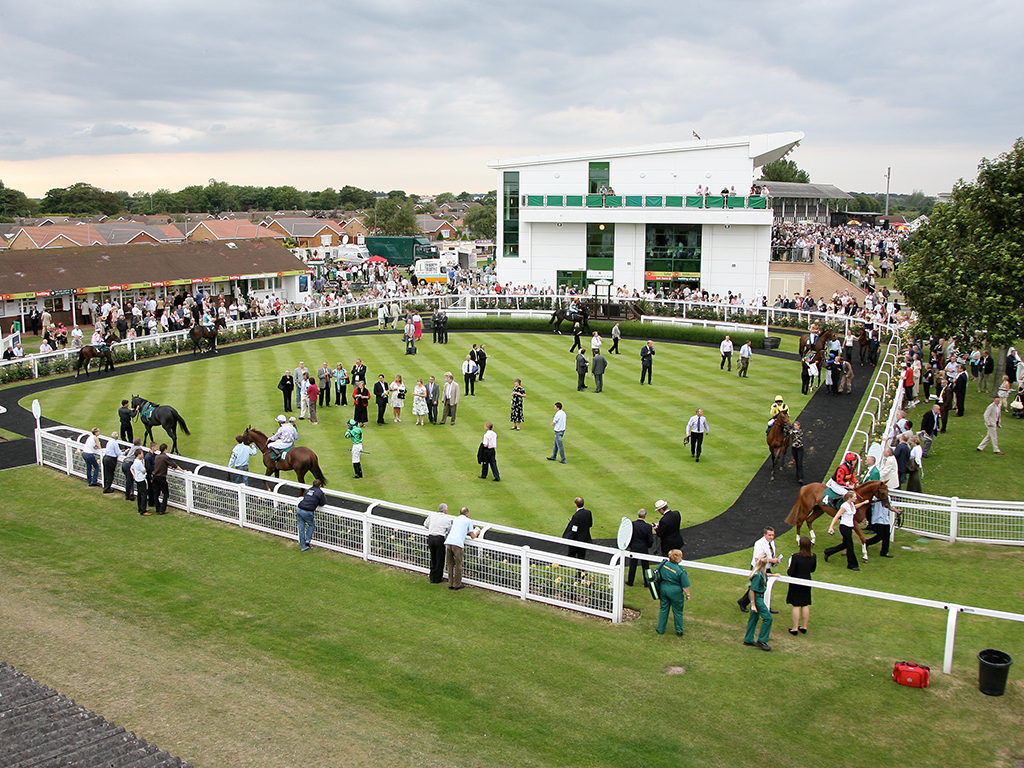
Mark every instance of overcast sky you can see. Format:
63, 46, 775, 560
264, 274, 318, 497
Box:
1, 0, 1020, 198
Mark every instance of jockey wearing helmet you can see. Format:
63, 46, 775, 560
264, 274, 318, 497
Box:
267, 414, 294, 457
767, 395, 789, 429
825, 452, 860, 503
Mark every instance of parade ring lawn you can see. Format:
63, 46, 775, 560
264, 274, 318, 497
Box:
29, 330, 811, 538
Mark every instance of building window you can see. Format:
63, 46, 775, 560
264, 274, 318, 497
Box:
589, 162, 610, 194
644, 224, 702, 287
586, 223, 615, 276
503, 171, 519, 257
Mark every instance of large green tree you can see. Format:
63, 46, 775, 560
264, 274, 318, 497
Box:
0, 183, 39, 219
897, 138, 1024, 346
759, 159, 810, 184
372, 197, 419, 235
463, 203, 496, 240
40, 182, 124, 216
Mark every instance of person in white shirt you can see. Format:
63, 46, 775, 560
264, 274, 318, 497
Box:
444, 507, 480, 589
738, 340, 753, 378
685, 408, 709, 462
547, 402, 567, 463
737, 527, 781, 612
478, 422, 499, 481
720, 336, 734, 371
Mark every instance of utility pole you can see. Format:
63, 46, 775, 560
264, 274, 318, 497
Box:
884, 167, 891, 216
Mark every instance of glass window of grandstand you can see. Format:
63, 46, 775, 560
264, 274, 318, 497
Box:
644, 224, 701, 288
587, 223, 615, 274
556, 270, 587, 291
503, 171, 519, 257
589, 162, 610, 194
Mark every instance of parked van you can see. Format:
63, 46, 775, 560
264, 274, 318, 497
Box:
411, 259, 448, 284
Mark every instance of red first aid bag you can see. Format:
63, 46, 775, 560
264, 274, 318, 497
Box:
893, 661, 931, 688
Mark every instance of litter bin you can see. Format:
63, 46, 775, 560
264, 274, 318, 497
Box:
978, 649, 1013, 696
762, 336, 781, 350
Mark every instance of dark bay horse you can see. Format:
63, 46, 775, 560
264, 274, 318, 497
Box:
856, 326, 872, 365
243, 426, 327, 486
189, 317, 227, 355
798, 329, 834, 359
767, 411, 791, 481
550, 304, 590, 334
131, 395, 190, 454
74, 334, 119, 378
785, 480, 892, 561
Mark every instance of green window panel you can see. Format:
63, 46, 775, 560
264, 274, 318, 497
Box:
644, 196, 663, 207
589, 162, 610, 194
748, 196, 767, 209
586, 257, 614, 271
547, 195, 564, 207
566, 195, 584, 207
705, 196, 725, 208
586, 194, 605, 207
727, 196, 746, 209
666, 195, 684, 208
685, 195, 704, 208
526, 195, 544, 207
605, 195, 622, 207
625, 196, 643, 207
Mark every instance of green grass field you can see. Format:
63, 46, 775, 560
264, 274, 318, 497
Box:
26, 330, 813, 537
1, 465, 1021, 768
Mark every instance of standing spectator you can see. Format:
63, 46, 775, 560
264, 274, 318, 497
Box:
122, 439, 141, 501
562, 497, 593, 561
938, 375, 954, 432
977, 396, 1004, 454
954, 364, 968, 416
592, 350, 607, 393
738, 340, 753, 378
432, 310, 442, 343
298, 371, 311, 420
345, 419, 364, 478
317, 362, 332, 408
639, 340, 655, 385
228, 434, 258, 484
919, 404, 941, 457
411, 378, 428, 426
425, 374, 440, 425
978, 350, 994, 393
878, 447, 899, 492
389, 374, 406, 423
906, 435, 924, 492
997, 375, 1012, 412
546, 402, 567, 463
653, 499, 684, 555
477, 421, 500, 481
790, 420, 805, 484
334, 363, 348, 406
130, 448, 149, 516
825, 492, 870, 571
445, 507, 480, 590
306, 376, 319, 426
610, 322, 621, 354
439, 372, 461, 425
292, 361, 306, 411
590, 331, 602, 357
626, 508, 654, 587
152, 443, 179, 515
655, 549, 692, 637
893, 433, 911, 488
743, 554, 774, 651
737, 527, 779, 612
510, 378, 526, 430
720, 335, 734, 371
863, 457, 895, 559
404, 315, 417, 355
278, 369, 294, 413
462, 355, 477, 396
685, 408, 709, 462
352, 381, 370, 427
423, 503, 452, 583
351, 358, 367, 389
295, 479, 326, 552
118, 400, 135, 442
575, 350, 589, 391
569, 322, 583, 353
477, 344, 488, 381
840, 357, 855, 394
373, 375, 389, 426
81, 428, 102, 487
786, 537, 816, 635
144, 443, 159, 507
101, 432, 120, 493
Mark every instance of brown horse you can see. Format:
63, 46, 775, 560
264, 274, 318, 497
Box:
74, 334, 119, 378
243, 426, 327, 486
550, 302, 590, 334
189, 316, 227, 355
767, 411, 791, 480
785, 480, 892, 560
798, 329, 834, 359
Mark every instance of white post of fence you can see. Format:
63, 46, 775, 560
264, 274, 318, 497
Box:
943, 604, 961, 675
238, 486, 247, 526
611, 555, 624, 623
950, 497, 959, 542
185, 473, 194, 513
520, 546, 530, 601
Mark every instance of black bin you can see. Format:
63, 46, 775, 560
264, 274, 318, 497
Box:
978, 649, 1013, 696
762, 336, 782, 350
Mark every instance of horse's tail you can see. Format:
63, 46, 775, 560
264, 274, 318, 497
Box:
549, 310, 557, 323
784, 493, 804, 527
177, 413, 191, 436
74, 349, 84, 369
310, 455, 327, 487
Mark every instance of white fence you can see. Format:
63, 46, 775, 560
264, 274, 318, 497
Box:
891, 490, 1024, 546
36, 423, 1024, 673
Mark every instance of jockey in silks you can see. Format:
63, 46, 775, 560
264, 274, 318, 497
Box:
824, 452, 860, 505
90, 328, 106, 348
267, 415, 295, 460
807, 322, 820, 348
201, 303, 216, 332
767, 394, 789, 430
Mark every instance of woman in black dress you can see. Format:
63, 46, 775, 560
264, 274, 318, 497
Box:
278, 369, 294, 412
510, 378, 526, 430
352, 381, 370, 427
786, 536, 816, 635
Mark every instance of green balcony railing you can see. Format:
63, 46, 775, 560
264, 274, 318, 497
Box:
524, 195, 768, 210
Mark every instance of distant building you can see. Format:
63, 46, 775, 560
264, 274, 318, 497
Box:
765, 182, 853, 223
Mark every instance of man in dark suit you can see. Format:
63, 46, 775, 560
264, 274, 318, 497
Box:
351, 358, 367, 388
640, 340, 655, 384
939, 377, 954, 433
893, 433, 911, 488
592, 350, 607, 393
954, 364, 968, 416
575, 351, 589, 391
653, 499, 683, 554
425, 375, 440, 425
562, 497, 593, 561
477, 344, 488, 381
626, 508, 655, 587
920, 404, 940, 457
373, 374, 389, 426
118, 399, 135, 442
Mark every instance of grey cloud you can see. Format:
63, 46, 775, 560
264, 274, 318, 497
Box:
83, 123, 148, 138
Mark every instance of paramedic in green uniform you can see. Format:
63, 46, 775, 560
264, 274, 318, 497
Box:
655, 549, 691, 636
744, 553, 775, 650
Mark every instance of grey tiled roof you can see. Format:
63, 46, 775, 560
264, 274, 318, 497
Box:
0, 662, 193, 768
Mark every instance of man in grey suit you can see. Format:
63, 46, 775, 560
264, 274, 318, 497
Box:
439, 371, 461, 425
592, 350, 607, 393
317, 362, 331, 408
575, 351, 589, 391
426, 375, 441, 425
